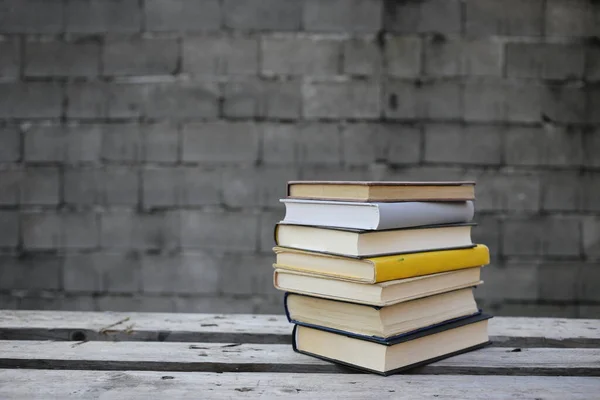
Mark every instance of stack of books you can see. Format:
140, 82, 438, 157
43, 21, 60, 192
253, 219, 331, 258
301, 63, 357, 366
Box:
271, 180, 492, 376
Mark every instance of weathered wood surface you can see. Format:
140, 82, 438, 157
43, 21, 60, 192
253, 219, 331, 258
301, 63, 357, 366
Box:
1, 370, 599, 400
1, 310, 599, 347
0, 340, 598, 376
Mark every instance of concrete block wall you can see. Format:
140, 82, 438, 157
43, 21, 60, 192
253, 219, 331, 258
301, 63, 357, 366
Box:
0, 0, 598, 317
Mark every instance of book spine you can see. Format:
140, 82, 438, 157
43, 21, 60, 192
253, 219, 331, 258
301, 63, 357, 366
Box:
283, 292, 292, 323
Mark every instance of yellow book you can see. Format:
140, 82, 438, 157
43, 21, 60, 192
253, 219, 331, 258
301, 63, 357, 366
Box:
273, 244, 490, 283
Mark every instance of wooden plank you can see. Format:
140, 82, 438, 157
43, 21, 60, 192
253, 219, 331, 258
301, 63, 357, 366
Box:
0, 341, 598, 376
1, 310, 599, 347
1, 370, 599, 399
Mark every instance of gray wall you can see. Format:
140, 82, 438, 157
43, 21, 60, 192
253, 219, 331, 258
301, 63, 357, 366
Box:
0, 0, 598, 317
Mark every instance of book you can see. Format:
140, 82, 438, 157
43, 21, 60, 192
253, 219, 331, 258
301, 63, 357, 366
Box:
273, 244, 489, 283
280, 199, 474, 230
284, 288, 480, 339
273, 267, 483, 306
286, 180, 475, 202
292, 313, 491, 376
274, 223, 475, 258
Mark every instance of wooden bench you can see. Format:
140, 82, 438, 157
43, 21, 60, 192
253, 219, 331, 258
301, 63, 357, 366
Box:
0, 311, 599, 398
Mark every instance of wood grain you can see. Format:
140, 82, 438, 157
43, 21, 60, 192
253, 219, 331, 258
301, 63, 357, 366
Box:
1, 311, 598, 347
1, 370, 599, 399
0, 340, 598, 376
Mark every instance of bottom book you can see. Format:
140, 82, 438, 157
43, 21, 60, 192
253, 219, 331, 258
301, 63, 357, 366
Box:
292, 313, 491, 376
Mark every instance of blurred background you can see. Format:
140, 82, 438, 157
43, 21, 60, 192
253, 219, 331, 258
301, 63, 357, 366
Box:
0, 0, 598, 317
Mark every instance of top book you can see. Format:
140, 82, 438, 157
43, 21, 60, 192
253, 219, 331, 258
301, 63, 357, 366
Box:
286, 181, 476, 202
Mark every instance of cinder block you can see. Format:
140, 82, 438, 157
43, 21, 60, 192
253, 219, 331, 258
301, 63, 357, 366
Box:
341, 123, 421, 167
302, 81, 380, 119
304, 0, 381, 33
21, 167, 60, 205
26, 124, 104, 163
101, 124, 143, 162
144, 82, 220, 119
463, 80, 541, 123
424, 124, 502, 165
182, 122, 260, 164
545, 0, 600, 37
465, 0, 543, 35
261, 35, 340, 76
103, 37, 178, 76
380, 124, 421, 165
505, 126, 583, 167
471, 215, 501, 258
583, 216, 600, 259
474, 172, 541, 213
503, 216, 581, 257
223, 0, 301, 30
222, 167, 299, 208
506, 44, 584, 80
141, 252, 220, 294
579, 305, 600, 319
64, 253, 142, 293
583, 128, 600, 168
541, 172, 585, 212
384, 35, 421, 77
223, 79, 301, 119
0, 39, 20, 78
587, 49, 600, 81
179, 211, 258, 252
476, 262, 538, 302
0, 126, 21, 162
579, 265, 600, 302
261, 123, 297, 164
341, 123, 381, 166
64, 167, 139, 206
101, 210, 179, 251
538, 262, 582, 302
0, 210, 19, 248
424, 38, 503, 77
0, 168, 20, 205
296, 123, 341, 165
142, 167, 221, 208
62, 212, 100, 249
589, 88, 600, 125
67, 82, 146, 119
419, 81, 462, 120
259, 210, 284, 253
583, 173, 600, 212
65, 124, 103, 163
0, 254, 62, 290
300, 166, 371, 181
384, 0, 461, 33
22, 212, 97, 249
183, 35, 258, 76
0, 0, 63, 33
144, 123, 179, 163
541, 85, 586, 124
219, 253, 274, 295
65, 0, 141, 33
342, 38, 381, 76
25, 39, 100, 77
21, 211, 62, 249
382, 80, 417, 119
0, 83, 63, 119
145, 0, 221, 31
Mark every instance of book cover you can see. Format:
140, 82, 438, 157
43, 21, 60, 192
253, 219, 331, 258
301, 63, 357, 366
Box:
283, 292, 483, 342
291, 314, 492, 376
273, 244, 489, 283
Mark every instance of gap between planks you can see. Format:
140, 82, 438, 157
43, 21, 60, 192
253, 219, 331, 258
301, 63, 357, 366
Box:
1, 370, 600, 399
0, 311, 599, 347
0, 341, 598, 376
